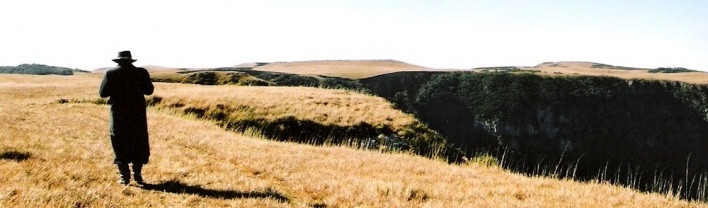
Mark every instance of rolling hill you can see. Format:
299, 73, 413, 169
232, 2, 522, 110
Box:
93, 60, 707, 84
251, 60, 432, 79
92, 59, 433, 79
92, 65, 201, 73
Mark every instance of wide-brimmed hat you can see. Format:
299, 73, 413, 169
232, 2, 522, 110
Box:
112, 50, 137, 63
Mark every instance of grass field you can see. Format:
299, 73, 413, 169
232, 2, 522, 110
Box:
1, 74, 705, 207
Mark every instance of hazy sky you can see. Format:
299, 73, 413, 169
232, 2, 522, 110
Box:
1, 0, 706, 71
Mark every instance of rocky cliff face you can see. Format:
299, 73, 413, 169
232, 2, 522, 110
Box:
361, 71, 708, 200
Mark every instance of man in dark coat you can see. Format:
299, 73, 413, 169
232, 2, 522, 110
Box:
99, 50, 154, 185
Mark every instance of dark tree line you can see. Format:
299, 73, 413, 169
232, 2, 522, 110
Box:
0, 64, 83, 75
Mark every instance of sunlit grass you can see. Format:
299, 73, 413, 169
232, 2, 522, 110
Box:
150, 83, 417, 129
0, 74, 704, 207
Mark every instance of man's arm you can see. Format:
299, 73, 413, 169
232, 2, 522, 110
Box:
99, 72, 111, 98
141, 69, 154, 95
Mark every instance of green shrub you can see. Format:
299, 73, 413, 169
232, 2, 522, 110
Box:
182, 71, 218, 85
648, 67, 696, 73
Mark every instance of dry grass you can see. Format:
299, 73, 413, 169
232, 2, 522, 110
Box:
528, 62, 708, 84
151, 83, 417, 130
0, 74, 705, 207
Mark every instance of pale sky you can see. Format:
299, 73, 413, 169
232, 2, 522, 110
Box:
1, 0, 706, 71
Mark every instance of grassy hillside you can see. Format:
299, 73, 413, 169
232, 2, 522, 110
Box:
1, 74, 704, 207
149, 69, 368, 91
146, 81, 445, 155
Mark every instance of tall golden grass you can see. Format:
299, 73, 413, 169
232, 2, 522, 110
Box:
150, 82, 417, 129
0, 74, 705, 207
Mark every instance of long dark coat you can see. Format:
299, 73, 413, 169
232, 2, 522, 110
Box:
99, 64, 154, 165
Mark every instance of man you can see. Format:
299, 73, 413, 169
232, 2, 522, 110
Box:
99, 51, 154, 185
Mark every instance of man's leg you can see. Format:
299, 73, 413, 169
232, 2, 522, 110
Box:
111, 134, 132, 185
117, 163, 130, 185
132, 163, 144, 184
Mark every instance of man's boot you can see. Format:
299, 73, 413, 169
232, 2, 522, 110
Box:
133, 164, 144, 184
117, 164, 130, 185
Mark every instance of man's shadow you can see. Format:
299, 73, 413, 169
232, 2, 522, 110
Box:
138, 180, 289, 203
